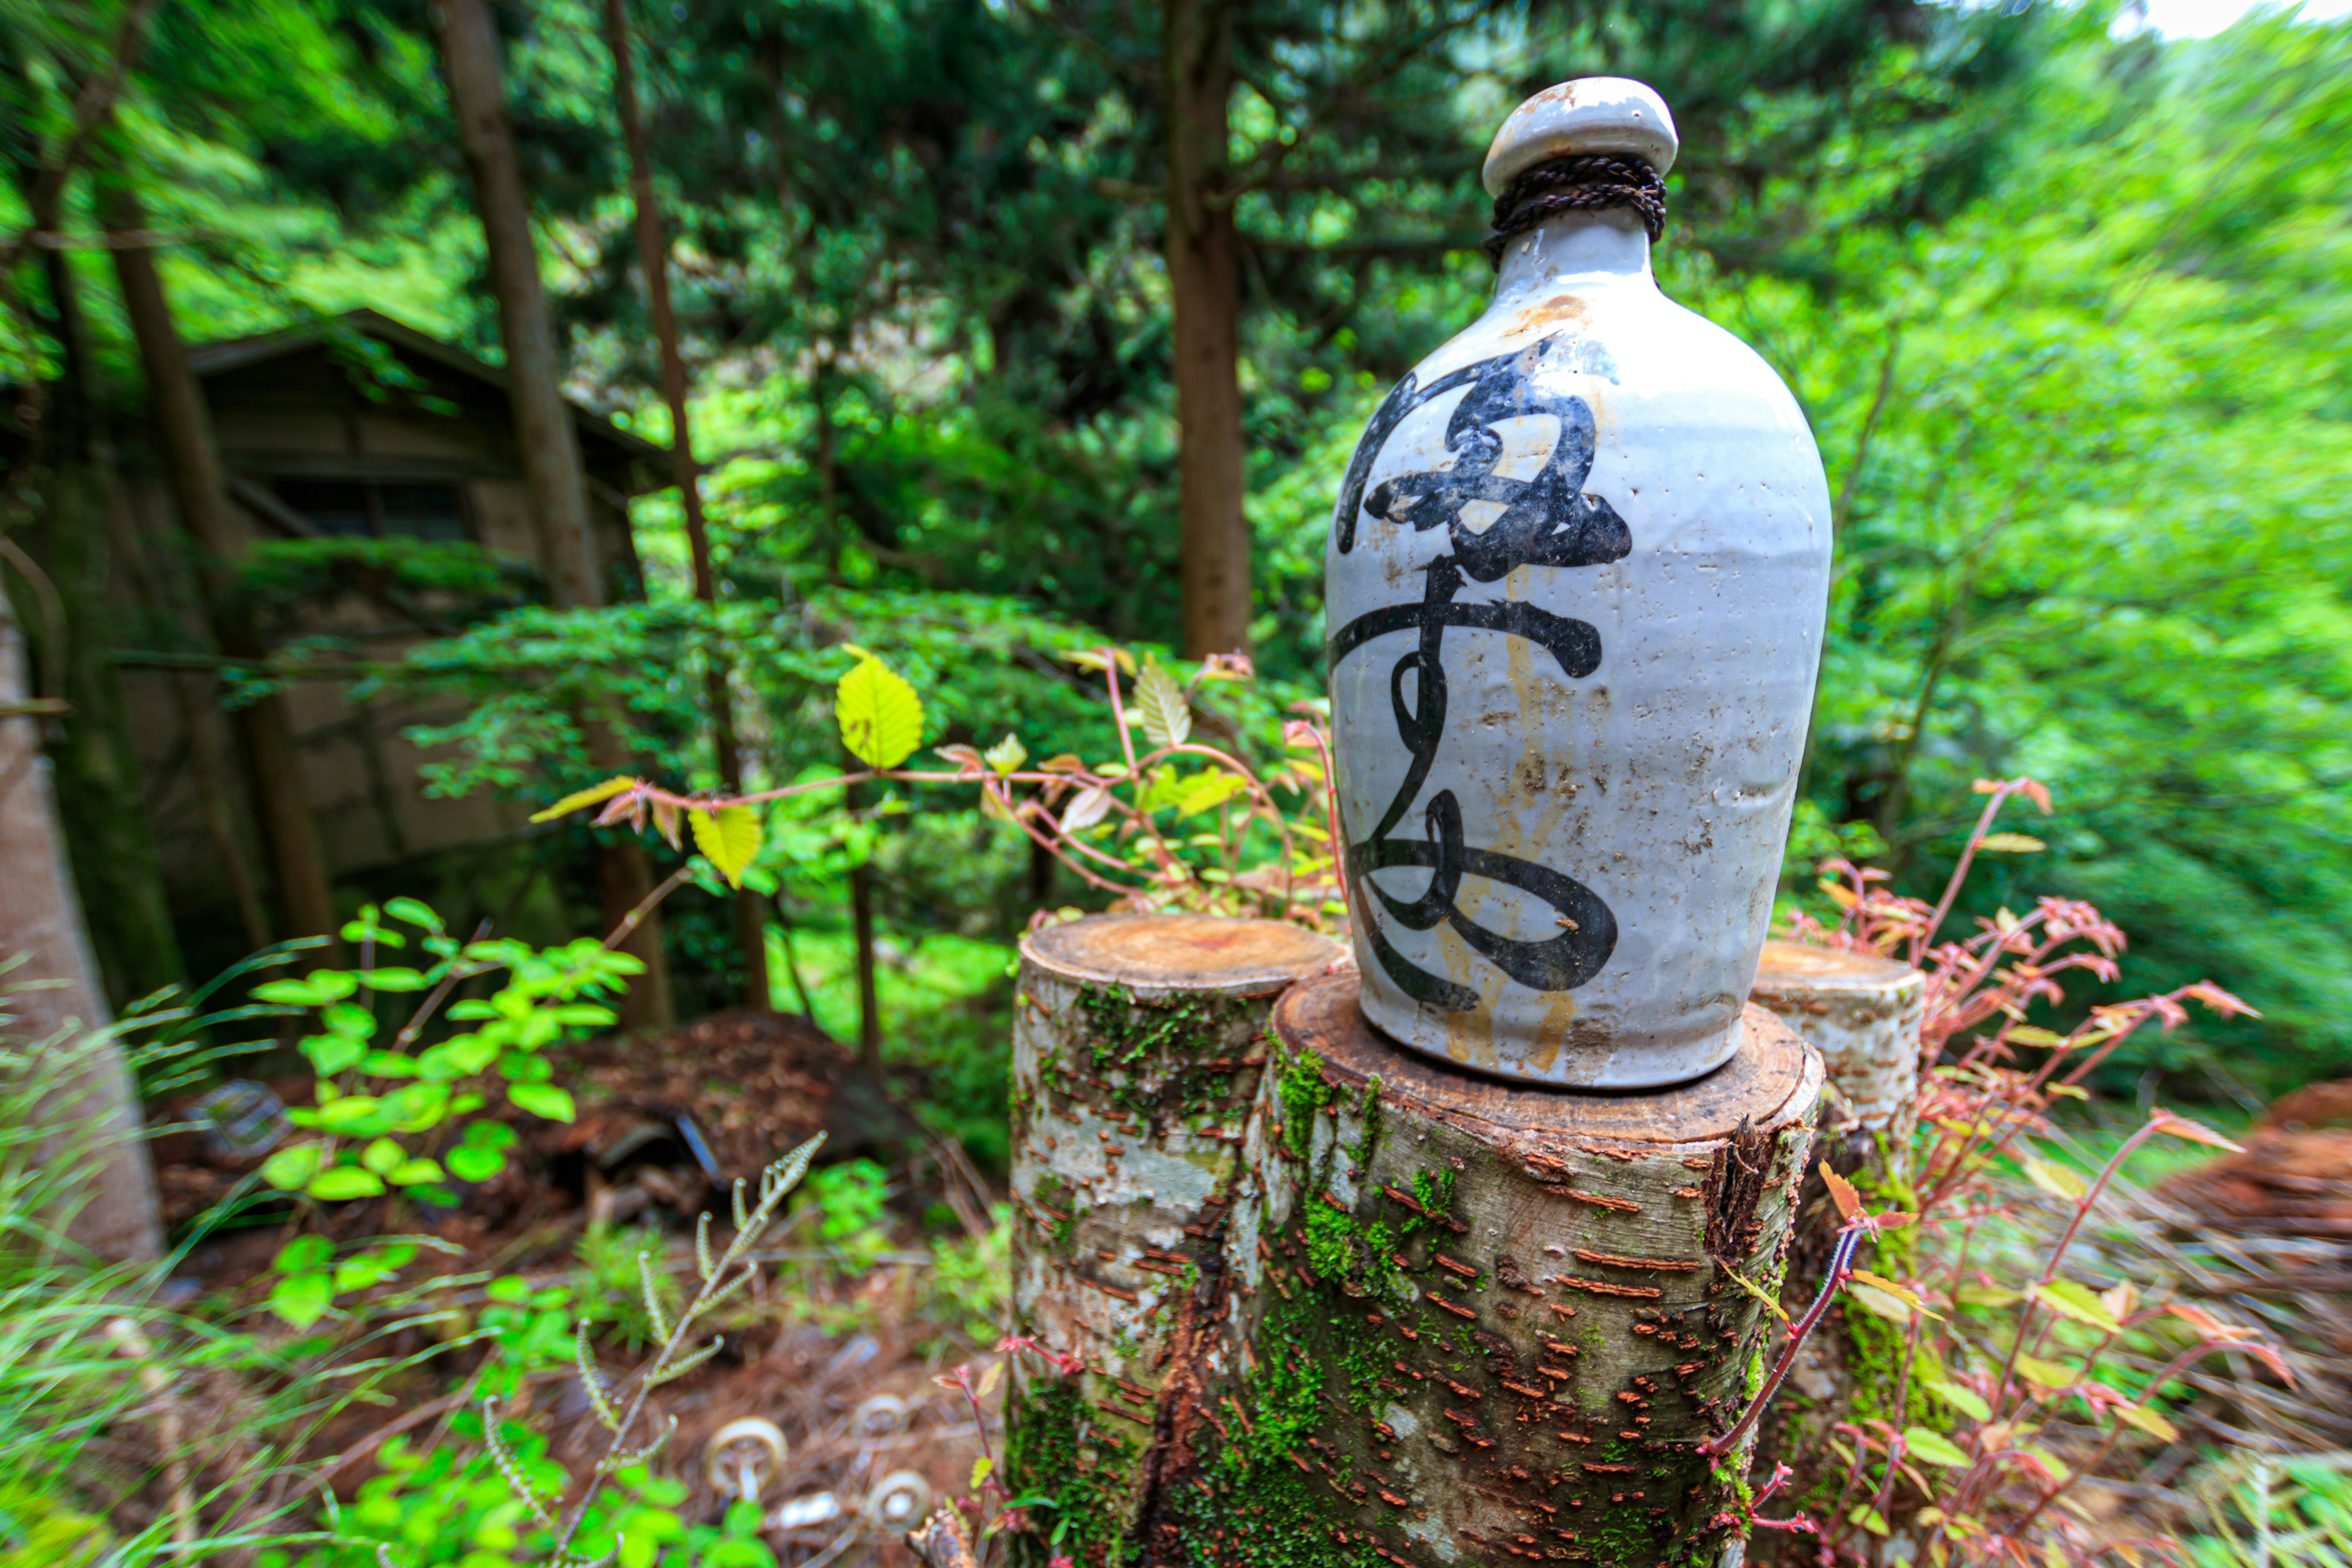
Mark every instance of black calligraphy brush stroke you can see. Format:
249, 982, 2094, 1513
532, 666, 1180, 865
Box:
1329, 331, 1630, 1014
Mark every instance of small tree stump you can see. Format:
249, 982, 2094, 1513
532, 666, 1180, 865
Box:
1004, 913, 1343, 1564
1189, 973, 1822, 1568
1744, 940, 1926, 1540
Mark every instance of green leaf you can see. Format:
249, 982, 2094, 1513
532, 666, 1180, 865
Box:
835, 657, 924, 768
529, 776, 639, 824
1904, 1428, 1972, 1467
1921, 1377, 1992, 1422
461, 1120, 518, 1150
385, 896, 444, 930
307, 1166, 388, 1201
691, 805, 764, 890
360, 966, 429, 992
1133, 659, 1191, 750
984, 733, 1027, 775
447, 1144, 507, 1182
260, 1145, 322, 1191
360, 1137, 405, 1175
253, 971, 359, 1007
509, 1083, 577, 1123
274, 1235, 334, 1274
388, 1158, 444, 1186
302, 1035, 366, 1076
270, 1272, 335, 1329
2117, 1403, 2179, 1441
316, 1096, 387, 1133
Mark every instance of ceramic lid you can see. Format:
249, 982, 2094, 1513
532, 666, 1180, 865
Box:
1481, 77, 1678, 197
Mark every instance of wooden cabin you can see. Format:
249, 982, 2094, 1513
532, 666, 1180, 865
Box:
113, 308, 669, 963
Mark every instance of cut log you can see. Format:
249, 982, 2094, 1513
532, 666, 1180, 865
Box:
1189, 973, 1822, 1568
1744, 940, 1925, 1544
1003, 913, 1343, 1565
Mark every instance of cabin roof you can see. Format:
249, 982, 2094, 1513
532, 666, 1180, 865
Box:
187, 307, 669, 470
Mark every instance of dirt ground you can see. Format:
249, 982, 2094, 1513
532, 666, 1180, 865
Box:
149, 1008, 1005, 1565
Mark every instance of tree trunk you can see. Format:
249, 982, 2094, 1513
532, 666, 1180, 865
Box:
0, 587, 164, 1265
1164, 0, 1251, 661
603, 0, 767, 1009
1009, 960, 1821, 1568
436, 0, 672, 1023
102, 182, 339, 944
1003, 913, 1344, 1566
435, 0, 600, 612
1744, 940, 1925, 1540
27, 244, 184, 1003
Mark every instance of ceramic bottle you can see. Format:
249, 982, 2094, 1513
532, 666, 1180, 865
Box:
1324, 78, 1831, 1088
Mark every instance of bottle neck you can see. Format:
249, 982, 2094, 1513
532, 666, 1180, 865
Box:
1491, 206, 1653, 304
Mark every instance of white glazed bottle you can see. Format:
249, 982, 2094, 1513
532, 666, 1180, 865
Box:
1324, 78, 1830, 1089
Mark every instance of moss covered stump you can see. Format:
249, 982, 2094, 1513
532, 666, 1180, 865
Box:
1005, 913, 1343, 1567
1179, 973, 1823, 1568
1744, 941, 1926, 1544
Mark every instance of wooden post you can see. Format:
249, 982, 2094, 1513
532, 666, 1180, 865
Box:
1003, 913, 1342, 1565
1743, 940, 1925, 1541
1189, 974, 1822, 1568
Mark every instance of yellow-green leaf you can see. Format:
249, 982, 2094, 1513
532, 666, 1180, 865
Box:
984, 734, 1028, 775
1977, 833, 2046, 853
1851, 1270, 1945, 1320
1176, 771, 1249, 818
1133, 659, 1191, 750
692, 805, 764, 889
1923, 1377, 1992, 1422
2007, 1025, 2068, 1047
836, 657, 924, 769
2021, 1156, 2088, 1202
2030, 1280, 2121, 1333
1849, 1505, 1889, 1537
970, 1456, 993, 1491
1956, 1283, 2023, 1309
2116, 1403, 2179, 1441
1904, 1428, 1972, 1467
1848, 1281, 1915, 1322
529, 776, 638, 824
2014, 1353, 2079, 1390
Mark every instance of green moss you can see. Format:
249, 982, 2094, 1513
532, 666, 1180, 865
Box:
1072, 981, 1255, 1121
1403, 1167, 1457, 1235
1275, 1041, 1333, 1163
1006, 1378, 1140, 1567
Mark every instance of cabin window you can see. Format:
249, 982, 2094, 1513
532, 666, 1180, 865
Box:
274, 480, 470, 542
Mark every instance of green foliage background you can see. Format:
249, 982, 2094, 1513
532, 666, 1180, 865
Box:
4, 0, 2349, 1094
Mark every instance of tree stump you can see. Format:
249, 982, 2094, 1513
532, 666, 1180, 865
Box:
1003, 913, 1343, 1566
1184, 973, 1822, 1568
1744, 940, 1926, 1540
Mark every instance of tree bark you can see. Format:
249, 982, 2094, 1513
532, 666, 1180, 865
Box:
603, 0, 767, 1009
435, 0, 601, 612
0, 587, 164, 1264
1003, 913, 1344, 1566
1120, 976, 1823, 1568
102, 183, 339, 944
435, 0, 672, 1023
1164, 0, 1251, 660
26, 244, 184, 1003
1744, 940, 1925, 1540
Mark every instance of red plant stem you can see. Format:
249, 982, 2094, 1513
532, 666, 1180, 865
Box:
1700, 1225, 1866, 1459
1914, 785, 2024, 965
1991, 1119, 2163, 1410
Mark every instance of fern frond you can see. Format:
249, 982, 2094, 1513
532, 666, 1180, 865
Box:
748, 1133, 826, 1235
481, 1398, 560, 1530
576, 1324, 623, 1432
636, 1251, 674, 1344
699, 1262, 758, 1316
596, 1414, 678, 1474
696, 1211, 716, 1282
731, 1175, 751, 1234
647, 1334, 724, 1387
